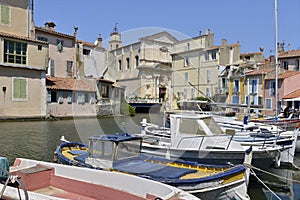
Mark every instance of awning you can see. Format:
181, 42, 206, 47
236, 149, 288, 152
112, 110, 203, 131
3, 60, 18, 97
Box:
284, 97, 300, 102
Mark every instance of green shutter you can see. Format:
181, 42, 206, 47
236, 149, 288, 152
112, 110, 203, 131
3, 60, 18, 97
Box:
1, 5, 10, 25
13, 79, 20, 98
20, 79, 26, 98
13, 78, 27, 99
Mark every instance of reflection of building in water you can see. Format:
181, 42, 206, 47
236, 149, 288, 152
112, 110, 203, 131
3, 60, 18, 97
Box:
260, 168, 294, 200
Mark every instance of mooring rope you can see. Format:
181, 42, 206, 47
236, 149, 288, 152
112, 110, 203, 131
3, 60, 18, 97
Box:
246, 164, 300, 184
249, 168, 282, 200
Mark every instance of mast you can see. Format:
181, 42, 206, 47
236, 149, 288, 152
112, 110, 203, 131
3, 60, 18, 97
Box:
274, 0, 279, 121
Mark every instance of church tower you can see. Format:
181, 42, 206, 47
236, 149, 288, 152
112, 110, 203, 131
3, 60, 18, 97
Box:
109, 23, 122, 51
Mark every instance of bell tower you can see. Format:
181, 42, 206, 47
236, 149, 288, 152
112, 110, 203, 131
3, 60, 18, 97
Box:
109, 23, 122, 51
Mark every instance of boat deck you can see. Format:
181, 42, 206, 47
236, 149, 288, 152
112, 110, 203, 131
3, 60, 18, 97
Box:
10, 164, 158, 200
33, 186, 96, 199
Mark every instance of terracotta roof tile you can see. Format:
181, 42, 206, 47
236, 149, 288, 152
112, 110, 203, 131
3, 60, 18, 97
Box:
46, 76, 96, 92
0, 31, 48, 44
77, 40, 97, 47
283, 89, 300, 99
246, 67, 272, 75
279, 49, 300, 58
265, 69, 300, 80
35, 26, 75, 40
240, 52, 263, 56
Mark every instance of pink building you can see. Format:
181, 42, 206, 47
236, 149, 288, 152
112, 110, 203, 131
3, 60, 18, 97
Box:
264, 69, 300, 116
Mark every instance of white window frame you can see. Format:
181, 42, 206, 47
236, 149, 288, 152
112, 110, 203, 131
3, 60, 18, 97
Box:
234, 79, 240, 92
250, 79, 258, 94
57, 91, 64, 104
67, 91, 72, 104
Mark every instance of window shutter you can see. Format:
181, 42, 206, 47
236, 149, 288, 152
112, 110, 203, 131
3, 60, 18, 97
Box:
13, 78, 26, 99
47, 91, 51, 102
50, 59, 55, 76
67, 92, 72, 104
13, 79, 20, 98
1, 5, 10, 25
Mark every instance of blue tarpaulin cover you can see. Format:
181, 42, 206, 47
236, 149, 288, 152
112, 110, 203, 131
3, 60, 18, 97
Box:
113, 157, 197, 179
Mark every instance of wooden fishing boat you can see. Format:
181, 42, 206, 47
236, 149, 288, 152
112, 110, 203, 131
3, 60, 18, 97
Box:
55, 134, 252, 200
0, 157, 198, 200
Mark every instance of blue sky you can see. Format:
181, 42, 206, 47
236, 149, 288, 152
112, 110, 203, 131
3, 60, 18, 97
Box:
34, 0, 300, 56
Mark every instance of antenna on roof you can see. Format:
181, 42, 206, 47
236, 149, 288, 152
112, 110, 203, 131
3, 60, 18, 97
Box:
114, 22, 118, 33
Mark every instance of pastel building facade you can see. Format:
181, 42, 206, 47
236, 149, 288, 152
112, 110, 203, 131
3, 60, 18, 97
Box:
0, 0, 49, 119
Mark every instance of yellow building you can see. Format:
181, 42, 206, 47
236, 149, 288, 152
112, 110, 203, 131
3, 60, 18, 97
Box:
0, 0, 49, 119
171, 29, 240, 106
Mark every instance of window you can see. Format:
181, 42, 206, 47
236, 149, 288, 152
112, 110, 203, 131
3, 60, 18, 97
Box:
232, 95, 239, 104
66, 61, 73, 74
13, 78, 27, 101
77, 92, 85, 104
67, 92, 72, 104
84, 93, 89, 103
135, 56, 139, 67
205, 52, 209, 61
49, 59, 55, 76
206, 88, 211, 97
50, 91, 57, 103
83, 49, 90, 55
37, 36, 48, 42
57, 91, 63, 104
102, 85, 109, 98
37, 45, 42, 51
126, 57, 130, 69
47, 91, 51, 103
245, 96, 249, 105
184, 72, 188, 83
90, 93, 95, 104
250, 79, 258, 93
191, 88, 195, 99
282, 61, 288, 70
211, 50, 217, 60
184, 57, 190, 67
183, 89, 187, 99
0, 4, 10, 25
270, 81, 275, 96
207, 70, 211, 83
56, 39, 64, 52
187, 43, 190, 51
118, 60, 122, 71
4, 40, 27, 64
266, 98, 272, 109
295, 60, 299, 71
234, 80, 239, 92
258, 96, 262, 106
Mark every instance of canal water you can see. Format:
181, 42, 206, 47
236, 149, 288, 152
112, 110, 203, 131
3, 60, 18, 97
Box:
1, 113, 300, 199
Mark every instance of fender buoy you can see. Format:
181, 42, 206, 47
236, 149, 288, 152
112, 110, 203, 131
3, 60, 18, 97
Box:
274, 153, 281, 168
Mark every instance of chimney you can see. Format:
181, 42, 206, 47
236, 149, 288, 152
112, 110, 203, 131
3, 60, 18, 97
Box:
205, 28, 210, 35
222, 39, 227, 47
97, 34, 102, 47
44, 22, 56, 30
73, 26, 78, 38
